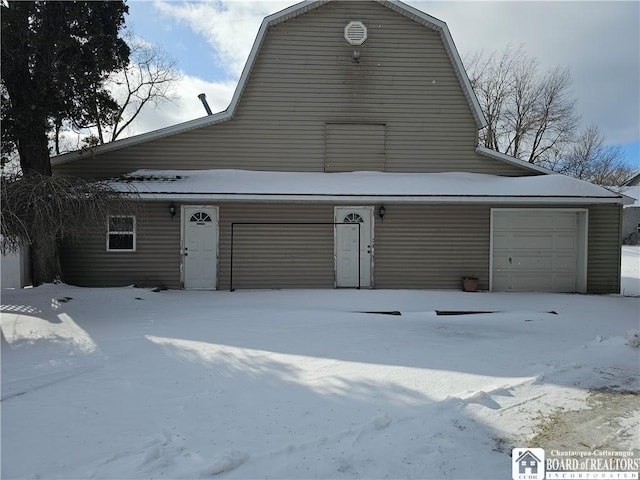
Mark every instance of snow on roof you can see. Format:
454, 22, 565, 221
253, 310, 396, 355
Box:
111, 169, 624, 204
621, 185, 640, 206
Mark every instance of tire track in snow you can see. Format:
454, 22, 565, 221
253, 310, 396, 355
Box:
1, 363, 105, 401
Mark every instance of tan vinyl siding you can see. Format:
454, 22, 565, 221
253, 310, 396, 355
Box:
53, 1, 535, 179
374, 203, 621, 293
374, 204, 490, 289
587, 204, 621, 294
325, 124, 386, 172
60, 202, 182, 289
218, 204, 335, 290
58, 201, 621, 293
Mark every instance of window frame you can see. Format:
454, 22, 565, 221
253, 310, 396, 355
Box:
106, 215, 137, 252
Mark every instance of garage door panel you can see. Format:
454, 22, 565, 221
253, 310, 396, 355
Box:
493, 233, 510, 249
494, 253, 559, 271
493, 216, 514, 230
493, 254, 511, 270
510, 255, 553, 270
492, 273, 510, 291
510, 234, 554, 250
495, 214, 557, 230
511, 274, 551, 291
554, 214, 577, 230
492, 210, 581, 293
555, 234, 577, 249
523, 215, 556, 230
554, 274, 576, 292
555, 254, 576, 270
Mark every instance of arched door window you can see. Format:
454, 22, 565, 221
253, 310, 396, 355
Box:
189, 212, 212, 224
343, 213, 363, 224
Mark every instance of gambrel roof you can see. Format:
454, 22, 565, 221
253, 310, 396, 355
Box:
52, 0, 485, 166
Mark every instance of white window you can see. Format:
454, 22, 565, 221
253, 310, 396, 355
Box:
107, 216, 136, 252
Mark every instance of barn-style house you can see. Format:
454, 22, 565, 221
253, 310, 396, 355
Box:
52, 0, 625, 293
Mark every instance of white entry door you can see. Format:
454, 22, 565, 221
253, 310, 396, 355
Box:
335, 206, 373, 288
182, 206, 218, 290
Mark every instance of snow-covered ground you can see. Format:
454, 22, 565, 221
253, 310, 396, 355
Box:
2, 250, 639, 479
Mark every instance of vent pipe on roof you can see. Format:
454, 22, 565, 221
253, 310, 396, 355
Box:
198, 93, 213, 116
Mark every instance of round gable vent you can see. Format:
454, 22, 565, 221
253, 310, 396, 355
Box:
344, 21, 367, 46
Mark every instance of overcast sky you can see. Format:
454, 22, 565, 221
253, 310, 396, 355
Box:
124, 0, 640, 167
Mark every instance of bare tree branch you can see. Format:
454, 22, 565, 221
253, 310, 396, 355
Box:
465, 45, 578, 164
540, 124, 633, 186
53, 29, 182, 150
107, 30, 182, 142
1, 173, 140, 283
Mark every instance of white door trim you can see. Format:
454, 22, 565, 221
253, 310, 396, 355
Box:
490, 208, 588, 293
334, 206, 374, 288
180, 205, 219, 290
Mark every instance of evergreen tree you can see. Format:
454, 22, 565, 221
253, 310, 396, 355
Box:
1, 1, 130, 174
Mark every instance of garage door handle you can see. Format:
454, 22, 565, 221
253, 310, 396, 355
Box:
509, 257, 512, 264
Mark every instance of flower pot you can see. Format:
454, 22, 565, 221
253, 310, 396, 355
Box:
463, 277, 478, 292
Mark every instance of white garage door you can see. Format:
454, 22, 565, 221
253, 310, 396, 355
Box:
492, 210, 587, 293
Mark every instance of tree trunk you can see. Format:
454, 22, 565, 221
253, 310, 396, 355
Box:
30, 237, 60, 286
17, 124, 52, 176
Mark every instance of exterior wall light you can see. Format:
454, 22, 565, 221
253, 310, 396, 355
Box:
378, 204, 386, 222
169, 202, 176, 220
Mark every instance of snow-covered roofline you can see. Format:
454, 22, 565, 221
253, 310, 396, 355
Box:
52, 0, 485, 166
109, 170, 627, 205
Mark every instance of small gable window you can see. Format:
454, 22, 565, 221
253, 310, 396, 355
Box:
107, 216, 136, 252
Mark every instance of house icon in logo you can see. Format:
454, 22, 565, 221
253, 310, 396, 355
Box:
516, 450, 542, 475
